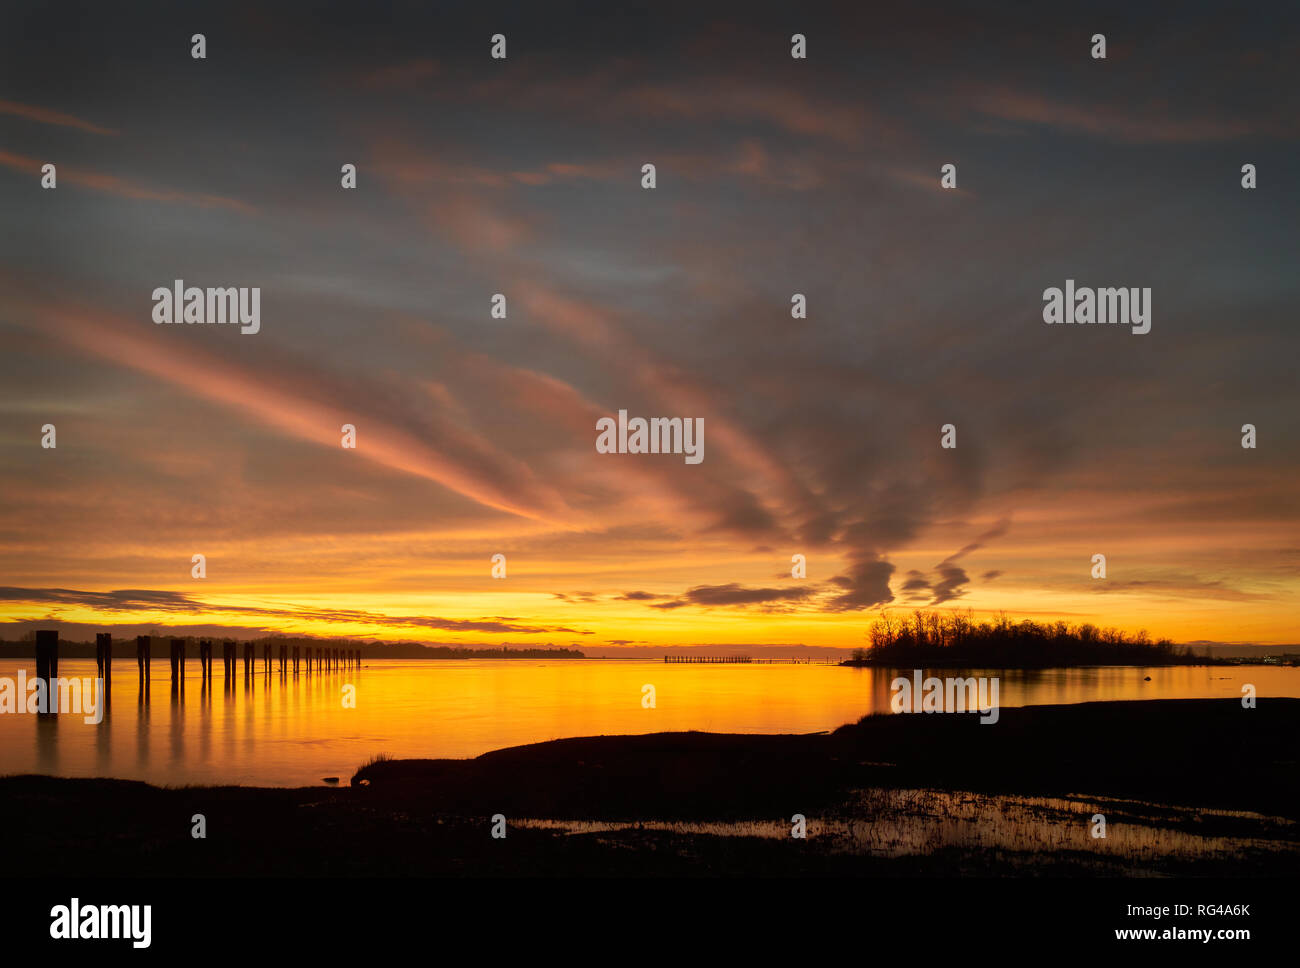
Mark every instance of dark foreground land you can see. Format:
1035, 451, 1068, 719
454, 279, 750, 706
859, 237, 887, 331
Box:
4, 699, 1298, 876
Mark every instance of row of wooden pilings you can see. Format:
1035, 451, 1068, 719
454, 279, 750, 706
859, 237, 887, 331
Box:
32, 629, 361, 706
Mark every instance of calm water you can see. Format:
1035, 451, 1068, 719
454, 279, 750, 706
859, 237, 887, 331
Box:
1, 659, 1296, 787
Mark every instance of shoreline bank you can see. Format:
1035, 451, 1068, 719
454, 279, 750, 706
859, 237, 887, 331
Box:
2, 699, 1297, 876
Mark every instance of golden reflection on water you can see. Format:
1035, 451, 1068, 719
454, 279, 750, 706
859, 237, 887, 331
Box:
1, 659, 1296, 787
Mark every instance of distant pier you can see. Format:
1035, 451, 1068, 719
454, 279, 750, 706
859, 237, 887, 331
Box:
664, 655, 751, 663
663, 655, 834, 664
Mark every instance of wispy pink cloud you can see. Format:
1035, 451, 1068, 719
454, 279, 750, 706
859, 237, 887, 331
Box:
359, 58, 439, 90
0, 98, 117, 135
19, 297, 572, 523
0, 150, 256, 213
961, 86, 1263, 143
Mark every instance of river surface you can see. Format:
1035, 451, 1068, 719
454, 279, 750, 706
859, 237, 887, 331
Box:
1, 658, 1294, 787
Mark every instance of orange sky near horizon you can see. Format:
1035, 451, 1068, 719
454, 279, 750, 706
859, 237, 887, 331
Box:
1, 513, 1295, 648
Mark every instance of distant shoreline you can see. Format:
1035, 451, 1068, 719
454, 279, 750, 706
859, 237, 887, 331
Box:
1, 643, 1293, 668
837, 656, 1300, 668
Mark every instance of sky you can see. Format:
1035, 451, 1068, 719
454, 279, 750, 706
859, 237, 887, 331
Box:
1, 1, 1297, 653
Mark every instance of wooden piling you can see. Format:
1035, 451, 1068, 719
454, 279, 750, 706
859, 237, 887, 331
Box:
35, 630, 58, 715
292, 645, 300, 673
136, 634, 151, 685
242, 641, 253, 676
170, 638, 185, 692
95, 632, 112, 700
263, 642, 271, 674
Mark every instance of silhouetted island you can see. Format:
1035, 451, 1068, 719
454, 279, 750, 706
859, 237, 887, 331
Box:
839, 610, 1227, 668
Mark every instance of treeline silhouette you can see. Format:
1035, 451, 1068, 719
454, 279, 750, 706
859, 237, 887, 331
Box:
0, 634, 584, 660
845, 610, 1194, 668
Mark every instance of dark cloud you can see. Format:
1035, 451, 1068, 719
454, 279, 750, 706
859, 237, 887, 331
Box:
1090, 578, 1272, 603
900, 572, 931, 593
930, 562, 970, 606
824, 558, 896, 611
0, 587, 587, 635
649, 583, 815, 610
888, 519, 1011, 606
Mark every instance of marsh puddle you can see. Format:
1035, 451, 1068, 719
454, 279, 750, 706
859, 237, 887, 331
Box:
514, 787, 1299, 868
